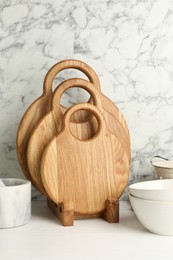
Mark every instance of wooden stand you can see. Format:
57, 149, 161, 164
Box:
103, 198, 119, 223
47, 199, 74, 226
47, 198, 119, 226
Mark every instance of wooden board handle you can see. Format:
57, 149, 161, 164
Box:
51, 78, 103, 116
62, 103, 106, 140
43, 59, 100, 95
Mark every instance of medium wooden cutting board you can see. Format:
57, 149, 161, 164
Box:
41, 103, 129, 215
27, 78, 130, 196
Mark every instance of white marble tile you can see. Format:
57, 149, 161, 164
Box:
1, 4, 29, 27
1, 0, 173, 200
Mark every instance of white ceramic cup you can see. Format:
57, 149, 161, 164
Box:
0, 178, 31, 228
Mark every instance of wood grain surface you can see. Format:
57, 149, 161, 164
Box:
41, 103, 130, 215
27, 79, 130, 195
16, 60, 101, 183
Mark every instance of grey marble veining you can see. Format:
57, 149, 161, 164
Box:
0, 178, 31, 228
1, 0, 173, 199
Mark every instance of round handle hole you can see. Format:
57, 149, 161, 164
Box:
60, 87, 90, 108
52, 68, 89, 98
52, 69, 93, 123
69, 109, 99, 141
60, 87, 91, 123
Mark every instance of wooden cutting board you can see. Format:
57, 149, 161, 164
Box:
27, 78, 130, 196
41, 103, 129, 216
16, 60, 101, 183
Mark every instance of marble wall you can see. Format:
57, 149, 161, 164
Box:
1, 0, 173, 199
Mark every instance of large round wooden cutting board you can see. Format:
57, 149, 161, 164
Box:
16, 60, 101, 183
41, 103, 130, 214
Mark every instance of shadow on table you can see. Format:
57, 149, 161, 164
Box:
31, 200, 62, 225
120, 211, 149, 234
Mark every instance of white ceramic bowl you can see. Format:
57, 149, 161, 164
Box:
152, 160, 173, 179
0, 178, 31, 228
129, 179, 173, 201
129, 193, 173, 235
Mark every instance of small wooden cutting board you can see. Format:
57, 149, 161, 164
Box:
41, 103, 129, 215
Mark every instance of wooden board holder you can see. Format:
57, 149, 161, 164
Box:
47, 198, 119, 226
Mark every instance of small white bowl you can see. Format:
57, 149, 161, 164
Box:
129, 193, 173, 236
152, 160, 173, 179
129, 179, 173, 201
0, 178, 31, 228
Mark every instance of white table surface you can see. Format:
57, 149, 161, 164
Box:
0, 200, 173, 260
